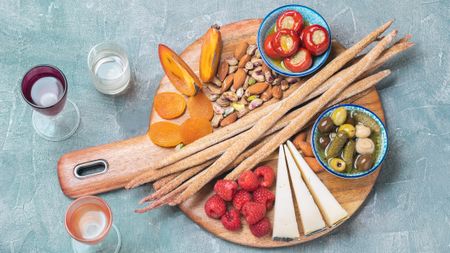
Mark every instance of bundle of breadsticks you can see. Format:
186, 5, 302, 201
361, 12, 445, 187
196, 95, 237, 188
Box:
127, 21, 413, 213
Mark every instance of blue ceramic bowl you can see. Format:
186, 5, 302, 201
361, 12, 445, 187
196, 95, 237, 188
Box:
257, 5, 331, 77
311, 104, 388, 179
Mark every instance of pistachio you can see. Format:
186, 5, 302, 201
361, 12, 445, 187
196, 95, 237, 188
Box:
227, 65, 237, 74
236, 87, 244, 98
216, 96, 230, 107
243, 76, 250, 89
222, 106, 235, 117
264, 71, 274, 83
203, 87, 219, 101
235, 42, 249, 60
249, 98, 263, 110
254, 49, 261, 58
222, 91, 238, 102
247, 77, 256, 85
207, 84, 222, 95
232, 68, 246, 90
272, 85, 283, 99
250, 57, 263, 66
211, 114, 223, 128
231, 102, 245, 112
253, 66, 263, 73
237, 107, 250, 118
226, 57, 238, 66
221, 74, 234, 93
262, 63, 270, 73
247, 82, 268, 95
246, 44, 257, 56
212, 103, 225, 114
251, 71, 265, 82
238, 54, 251, 68
220, 112, 238, 127
212, 76, 222, 87
218, 61, 228, 82
272, 77, 282, 86
261, 87, 273, 102
239, 96, 248, 105
244, 61, 254, 70
175, 143, 184, 151
285, 77, 299, 84
246, 95, 259, 102
280, 80, 289, 91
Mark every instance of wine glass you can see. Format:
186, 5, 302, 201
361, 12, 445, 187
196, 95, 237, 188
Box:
65, 196, 121, 253
20, 65, 80, 141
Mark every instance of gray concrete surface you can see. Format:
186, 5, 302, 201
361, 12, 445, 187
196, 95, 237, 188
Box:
0, 0, 449, 252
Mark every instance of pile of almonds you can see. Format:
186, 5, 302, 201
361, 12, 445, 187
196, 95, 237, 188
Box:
202, 41, 300, 128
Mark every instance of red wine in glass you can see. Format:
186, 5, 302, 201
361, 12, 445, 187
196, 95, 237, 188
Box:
21, 65, 80, 141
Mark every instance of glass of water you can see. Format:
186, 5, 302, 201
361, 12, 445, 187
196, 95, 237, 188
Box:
87, 42, 131, 95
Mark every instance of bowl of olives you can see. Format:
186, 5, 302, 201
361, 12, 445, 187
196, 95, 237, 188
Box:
311, 104, 388, 179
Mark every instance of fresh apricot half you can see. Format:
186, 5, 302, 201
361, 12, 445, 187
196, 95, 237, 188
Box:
158, 44, 202, 96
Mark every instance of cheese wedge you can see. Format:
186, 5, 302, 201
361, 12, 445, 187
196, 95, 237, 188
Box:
272, 145, 300, 241
286, 141, 348, 227
284, 144, 326, 235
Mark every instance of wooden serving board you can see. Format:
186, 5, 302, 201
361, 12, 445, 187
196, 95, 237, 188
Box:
58, 19, 384, 247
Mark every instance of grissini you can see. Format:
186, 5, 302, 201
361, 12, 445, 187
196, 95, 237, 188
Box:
138, 69, 391, 211
125, 23, 402, 189
173, 28, 397, 204
224, 32, 397, 181
136, 22, 393, 173
152, 173, 177, 191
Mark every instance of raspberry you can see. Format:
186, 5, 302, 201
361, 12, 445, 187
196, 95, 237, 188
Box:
221, 208, 241, 231
241, 201, 266, 225
253, 187, 275, 210
237, 171, 259, 191
204, 194, 226, 219
213, 179, 238, 201
249, 217, 271, 237
254, 166, 275, 188
232, 190, 252, 211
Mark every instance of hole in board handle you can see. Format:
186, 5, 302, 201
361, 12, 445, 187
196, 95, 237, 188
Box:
74, 160, 108, 179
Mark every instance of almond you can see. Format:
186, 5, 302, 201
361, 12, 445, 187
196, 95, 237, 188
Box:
220, 112, 238, 127
272, 85, 283, 99
218, 61, 229, 82
232, 68, 246, 91
234, 41, 249, 60
247, 82, 268, 95
221, 74, 234, 93
261, 86, 273, 101
238, 54, 251, 68
262, 62, 270, 73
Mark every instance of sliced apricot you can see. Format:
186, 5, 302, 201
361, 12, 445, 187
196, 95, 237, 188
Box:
199, 25, 222, 83
148, 121, 182, 148
153, 92, 186, 119
158, 44, 202, 96
187, 91, 213, 120
180, 118, 213, 145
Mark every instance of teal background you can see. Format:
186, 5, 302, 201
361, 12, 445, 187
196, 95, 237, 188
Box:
0, 0, 449, 252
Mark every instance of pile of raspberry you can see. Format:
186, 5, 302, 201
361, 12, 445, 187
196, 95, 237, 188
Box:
204, 166, 275, 237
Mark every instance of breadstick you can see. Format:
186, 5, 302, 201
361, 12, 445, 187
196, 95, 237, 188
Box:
139, 21, 393, 173
223, 34, 396, 180
173, 26, 396, 204
153, 174, 177, 191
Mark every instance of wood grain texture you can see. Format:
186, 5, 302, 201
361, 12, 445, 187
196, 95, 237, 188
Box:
57, 19, 384, 247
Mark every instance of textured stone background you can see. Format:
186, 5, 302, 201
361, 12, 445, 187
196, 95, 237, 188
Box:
0, 0, 449, 252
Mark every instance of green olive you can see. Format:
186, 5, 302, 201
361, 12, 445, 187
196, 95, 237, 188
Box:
338, 124, 356, 138
318, 117, 334, 133
329, 158, 346, 172
331, 107, 347, 126
318, 136, 330, 149
355, 154, 374, 171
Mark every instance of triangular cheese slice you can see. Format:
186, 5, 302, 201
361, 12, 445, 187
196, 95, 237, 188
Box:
272, 145, 300, 241
286, 141, 348, 227
284, 144, 326, 235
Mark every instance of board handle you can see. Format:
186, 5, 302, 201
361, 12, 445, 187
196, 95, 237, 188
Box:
57, 135, 157, 198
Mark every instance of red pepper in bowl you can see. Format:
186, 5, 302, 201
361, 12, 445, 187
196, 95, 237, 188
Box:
283, 48, 312, 72
276, 10, 304, 34
301, 24, 330, 56
272, 29, 300, 58
263, 33, 282, 60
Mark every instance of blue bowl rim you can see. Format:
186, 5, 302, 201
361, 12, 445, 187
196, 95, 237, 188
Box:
311, 104, 389, 179
257, 4, 332, 77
